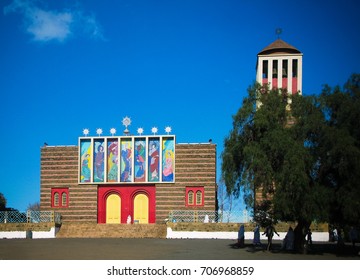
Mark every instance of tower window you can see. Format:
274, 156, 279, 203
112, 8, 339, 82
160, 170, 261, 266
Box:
282, 60, 288, 78
272, 60, 278, 78
262, 60, 268, 79
292, 59, 298, 77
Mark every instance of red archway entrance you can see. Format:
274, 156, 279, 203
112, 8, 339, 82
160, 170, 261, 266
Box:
97, 185, 156, 224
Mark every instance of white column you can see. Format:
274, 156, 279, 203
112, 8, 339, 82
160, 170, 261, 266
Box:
297, 56, 303, 94
268, 59, 273, 90
288, 59, 293, 94
256, 57, 263, 85
278, 58, 282, 89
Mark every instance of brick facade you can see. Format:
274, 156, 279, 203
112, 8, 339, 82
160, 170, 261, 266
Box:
40, 143, 217, 224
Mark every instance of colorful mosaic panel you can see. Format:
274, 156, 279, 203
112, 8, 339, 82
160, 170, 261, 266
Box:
162, 137, 175, 182
79, 136, 175, 184
80, 139, 92, 182
120, 138, 133, 182
148, 138, 160, 182
93, 139, 105, 182
134, 138, 146, 182
107, 139, 119, 182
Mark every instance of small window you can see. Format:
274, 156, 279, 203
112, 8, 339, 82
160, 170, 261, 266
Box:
62, 192, 67, 206
196, 191, 202, 205
188, 191, 194, 205
51, 188, 69, 208
54, 192, 59, 207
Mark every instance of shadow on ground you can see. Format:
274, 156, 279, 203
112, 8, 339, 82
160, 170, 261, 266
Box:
229, 240, 360, 259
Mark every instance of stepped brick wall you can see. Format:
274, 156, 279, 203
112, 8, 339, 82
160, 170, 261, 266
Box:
40, 143, 216, 224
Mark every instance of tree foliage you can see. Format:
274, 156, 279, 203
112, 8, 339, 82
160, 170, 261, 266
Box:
221, 73, 360, 251
221, 83, 327, 228
318, 74, 360, 227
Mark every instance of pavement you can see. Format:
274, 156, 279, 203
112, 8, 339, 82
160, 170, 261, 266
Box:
0, 238, 359, 260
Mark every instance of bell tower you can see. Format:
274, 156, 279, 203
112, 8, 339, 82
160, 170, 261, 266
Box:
256, 36, 303, 95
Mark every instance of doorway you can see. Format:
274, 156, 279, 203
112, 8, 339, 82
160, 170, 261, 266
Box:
133, 193, 149, 224
106, 194, 121, 223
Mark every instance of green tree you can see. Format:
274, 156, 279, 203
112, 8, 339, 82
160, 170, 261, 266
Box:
0, 192, 6, 210
221, 83, 328, 252
318, 74, 360, 230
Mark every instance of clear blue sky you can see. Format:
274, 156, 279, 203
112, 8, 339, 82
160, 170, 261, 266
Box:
1, 0, 359, 212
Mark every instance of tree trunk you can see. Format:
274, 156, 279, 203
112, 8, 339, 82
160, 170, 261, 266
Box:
294, 220, 310, 254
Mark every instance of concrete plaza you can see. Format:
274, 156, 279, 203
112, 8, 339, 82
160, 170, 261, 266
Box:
0, 238, 359, 260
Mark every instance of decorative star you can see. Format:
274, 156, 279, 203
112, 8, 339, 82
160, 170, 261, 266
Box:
165, 126, 172, 134
83, 128, 90, 136
151, 127, 158, 135
110, 128, 116, 136
96, 128, 103, 136
137, 127, 144, 135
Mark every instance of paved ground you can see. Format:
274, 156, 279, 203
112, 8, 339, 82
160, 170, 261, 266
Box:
0, 238, 359, 260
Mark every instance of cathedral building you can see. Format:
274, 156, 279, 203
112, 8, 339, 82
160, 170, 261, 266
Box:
40, 122, 217, 224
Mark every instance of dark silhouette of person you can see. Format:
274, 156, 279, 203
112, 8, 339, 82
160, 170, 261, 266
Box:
263, 224, 279, 251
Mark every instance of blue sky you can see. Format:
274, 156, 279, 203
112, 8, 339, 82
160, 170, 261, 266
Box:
1, 0, 359, 212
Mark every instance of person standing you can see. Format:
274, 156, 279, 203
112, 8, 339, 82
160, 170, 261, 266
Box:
237, 224, 245, 248
306, 228, 313, 248
253, 224, 261, 247
263, 224, 279, 251
282, 226, 295, 251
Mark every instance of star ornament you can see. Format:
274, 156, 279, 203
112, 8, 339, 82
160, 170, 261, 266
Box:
165, 126, 172, 134
137, 127, 144, 135
151, 127, 158, 135
96, 128, 103, 136
110, 128, 116, 136
83, 128, 90, 136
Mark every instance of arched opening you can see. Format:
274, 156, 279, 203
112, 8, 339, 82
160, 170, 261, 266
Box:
133, 193, 149, 224
54, 192, 59, 207
106, 193, 121, 224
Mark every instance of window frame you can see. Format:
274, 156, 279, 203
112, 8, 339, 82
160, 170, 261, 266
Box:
185, 187, 204, 207
51, 188, 69, 208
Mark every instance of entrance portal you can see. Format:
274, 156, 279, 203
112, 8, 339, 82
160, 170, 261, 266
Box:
106, 194, 121, 223
133, 193, 149, 224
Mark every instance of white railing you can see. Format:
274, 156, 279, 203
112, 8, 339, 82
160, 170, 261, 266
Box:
0, 211, 61, 224
168, 210, 250, 223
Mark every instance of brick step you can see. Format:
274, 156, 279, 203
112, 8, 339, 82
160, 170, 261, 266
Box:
56, 223, 167, 238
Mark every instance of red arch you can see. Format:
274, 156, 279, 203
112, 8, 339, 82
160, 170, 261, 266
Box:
98, 185, 156, 223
